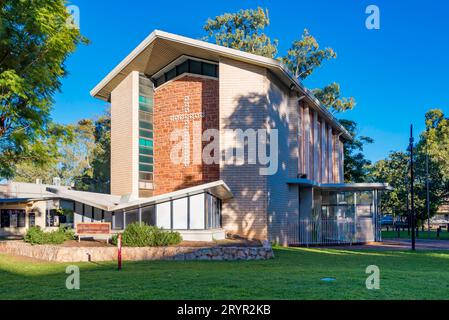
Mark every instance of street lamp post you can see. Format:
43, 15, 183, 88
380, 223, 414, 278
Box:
425, 129, 431, 238
410, 125, 416, 251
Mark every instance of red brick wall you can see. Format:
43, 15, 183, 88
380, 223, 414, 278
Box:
153, 75, 219, 195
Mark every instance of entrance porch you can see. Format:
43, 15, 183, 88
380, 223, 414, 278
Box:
287, 179, 392, 246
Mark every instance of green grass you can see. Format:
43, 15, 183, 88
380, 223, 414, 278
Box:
382, 230, 449, 240
1, 247, 449, 300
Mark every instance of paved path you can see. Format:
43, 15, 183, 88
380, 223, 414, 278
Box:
326, 239, 449, 251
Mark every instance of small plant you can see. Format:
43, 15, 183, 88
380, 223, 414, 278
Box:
24, 226, 75, 245
111, 223, 182, 247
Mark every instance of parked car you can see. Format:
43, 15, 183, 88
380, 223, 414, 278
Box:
381, 214, 394, 226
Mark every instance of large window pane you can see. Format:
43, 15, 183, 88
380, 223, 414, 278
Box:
189, 194, 205, 229
189, 60, 202, 74
156, 202, 171, 230
202, 63, 216, 77
125, 210, 139, 227
142, 206, 156, 226
172, 198, 188, 230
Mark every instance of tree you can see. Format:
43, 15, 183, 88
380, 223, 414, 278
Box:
339, 119, 373, 183
203, 7, 278, 58
422, 109, 449, 179
369, 151, 410, 216
13, 111, 111, 193
312, 83, 356, 114
0, 0, 87, 179
368, 110, 449, 222
281, 29, 336, 80
72, 112, 111, 193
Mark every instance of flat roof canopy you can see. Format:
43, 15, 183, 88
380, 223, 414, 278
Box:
286, 178, 393, 191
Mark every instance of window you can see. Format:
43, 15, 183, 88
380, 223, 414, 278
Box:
139, 74, 154, 190
139, 129, 153, 139
165, 68, 177, 81
189, 59, 202, 74
139, 164, 153, 172
141, 206, 156, 226
139, 147, 153, 156
1, 210, 10, 228
29, 212, 36, 227
202, 63, 217, 77
139, 138, 153, 148
139, 155, 153, 164
139, 172, 153, 181
139, 121, 152, 130
17, 211, 25, 228
153, 58, 218, 88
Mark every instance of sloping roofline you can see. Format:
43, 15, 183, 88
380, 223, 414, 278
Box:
90, 30, 351, 140
47, 180, 233, 212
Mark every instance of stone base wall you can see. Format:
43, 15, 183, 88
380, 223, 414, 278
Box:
0, 241, 273, 263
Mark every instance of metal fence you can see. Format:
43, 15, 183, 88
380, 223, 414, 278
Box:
288, 218, 356, 246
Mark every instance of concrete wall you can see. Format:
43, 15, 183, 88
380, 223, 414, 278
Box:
110, 71, 139, 198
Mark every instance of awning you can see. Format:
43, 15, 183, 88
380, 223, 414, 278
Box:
286, 178, 393, 191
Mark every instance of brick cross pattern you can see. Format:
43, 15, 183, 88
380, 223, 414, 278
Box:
169, 96, 205, 166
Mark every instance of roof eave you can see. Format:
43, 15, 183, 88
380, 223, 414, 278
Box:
90, 30, 352, 139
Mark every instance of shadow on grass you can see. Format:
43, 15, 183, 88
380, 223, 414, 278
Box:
2, 248, 449, 300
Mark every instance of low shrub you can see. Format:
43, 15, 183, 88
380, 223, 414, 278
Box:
111, 223, 182, 247
24, 226, 75, 245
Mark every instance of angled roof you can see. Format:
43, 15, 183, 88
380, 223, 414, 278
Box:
90, 30, 351, 140
47, 180, 233, 212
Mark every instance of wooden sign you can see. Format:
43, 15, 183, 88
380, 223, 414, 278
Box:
76, 223, 111, 235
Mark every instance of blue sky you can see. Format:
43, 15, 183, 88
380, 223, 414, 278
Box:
53, 0, 449, 162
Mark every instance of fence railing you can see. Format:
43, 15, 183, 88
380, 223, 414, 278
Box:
288, 218, 356, 246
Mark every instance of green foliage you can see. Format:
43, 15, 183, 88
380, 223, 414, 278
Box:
203, 7, 278, 58
281, 29, 336, 80
24, 226, 74, 245
203, 8, 355, 116
12, 110, 111, 193
111, 223, 182, 247
72, 112, 111, 193
369, 151, 410, 216
339, 119, 373, 183
0, 0, 87, 179
368, 112, 449, 221
313, 83, 356, 113
422, 109, 449, 179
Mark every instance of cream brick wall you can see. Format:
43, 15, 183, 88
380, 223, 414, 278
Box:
110, 71, 139, 197
219, 57, 269, 240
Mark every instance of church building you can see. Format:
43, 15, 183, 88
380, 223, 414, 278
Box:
0, 30, 390, 245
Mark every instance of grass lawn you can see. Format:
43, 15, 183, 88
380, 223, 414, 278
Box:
1, 247, 449, 300
382, 230, 449, 240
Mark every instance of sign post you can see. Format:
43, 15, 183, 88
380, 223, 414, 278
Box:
117, 233, 122, 271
